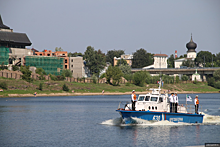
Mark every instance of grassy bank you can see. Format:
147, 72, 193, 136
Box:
0, 77, 219, 97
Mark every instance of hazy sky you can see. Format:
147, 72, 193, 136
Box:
0, 0, 219, 57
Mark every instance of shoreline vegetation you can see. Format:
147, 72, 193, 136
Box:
0, 77, 219, 98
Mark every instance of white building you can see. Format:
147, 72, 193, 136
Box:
153, 54, 168, 68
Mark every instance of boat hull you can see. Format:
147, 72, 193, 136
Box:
116, 110, 204, 124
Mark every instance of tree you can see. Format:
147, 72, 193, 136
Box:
119, 64, 131, 75
181, 59, 195, 67
61, 69, 72, 78
84, 46, 106, 76
116, 58, 128, 66
39, 83, 43, 91
133, 71, 147, 87
68, 52, 84, 58
36, 68, 46, 80
106, 50, 125, 66
62, 84, 69, 91
20, 66, 33, 82
168, 54, 174, 68
106, 65, 123, 86
195, 51, 212, 67
132, 48, 153, 68
12, 65, 19, 71
213, 69, 220, 81
55, 47, 63, 51
181, 75, 188, 81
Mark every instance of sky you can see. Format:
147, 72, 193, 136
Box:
0, 0, 220, 57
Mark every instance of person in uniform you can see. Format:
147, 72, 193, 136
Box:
174, 93, 179, 113
194, 95, 199, 114
169, 93, 174, 113
131, 90, 137, 111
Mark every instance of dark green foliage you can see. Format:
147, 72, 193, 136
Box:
116, 59, 128, 66
0, 81, 8, 90
12, 65, 19, 71
195, 51, 213, 67
168, 54, 174, 68
213, 69, 220, 81
39, 83, 43, 91
106, 50, 125, 66
56, 75, 65, 81
119, 64, 131, 75
123, 73, 133, 82
132, 48, 154, 68
62, 84, 69, 91
181, 59, 195, 67
68, 52, 84, 58
207, 77, 215, 87
181, 75, 188, 81
84, 46, 106, 76
176, 76, 179, 83
133, 71, 147, 87
92, 75, 97, 84
62, 69, 72, 78
214, 81, 220, 89
20, 66, 33, 82
49, 74, 57, 81
36, 68, 46, 80
0, 62, 8, 70
100, 73, 106, 79
106, 65, 123, 86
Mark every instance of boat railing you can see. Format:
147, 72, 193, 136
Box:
118, 101, 131, 110
185, 104, 202, 114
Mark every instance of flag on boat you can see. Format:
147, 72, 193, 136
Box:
186, 95, 192, 102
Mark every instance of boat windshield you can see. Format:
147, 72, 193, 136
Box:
159, 97, 163, 103
145, 96, 150, 101
151, 97, 158, 102
138, 96, 145, 101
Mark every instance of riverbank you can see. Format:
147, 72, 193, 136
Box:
2, 89, 219, 98
0, 77, 219, 97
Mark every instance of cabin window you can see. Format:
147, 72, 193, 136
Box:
152, 106, 154, 110
159, 97, 163, 103
138, 96, 145, 101
151, 97, 158, 102
155, 106, 157, 110
145, 96, 150, 101
148, 106, 151, 110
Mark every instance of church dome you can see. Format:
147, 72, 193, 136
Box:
186, 34, 197, 52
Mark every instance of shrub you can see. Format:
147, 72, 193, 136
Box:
56, 75, 65, 81
12, 65, 19, 71
100, 73, 106, 79
133, 71, 147, 87
20, 66, 33, 82
176, 76, 179, 83
207, 77, 215, 87
181, 75, 188, 81
214, 81, 220, 89
125, 82, 130, 86
38, 83, 43, 91
193, 77, 197, 84
0, 81, 8, 90
62, 84, 69, 91
49, 74, 57, 81
92, 75, 97, 84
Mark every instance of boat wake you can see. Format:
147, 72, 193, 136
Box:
101, 113, 220, 126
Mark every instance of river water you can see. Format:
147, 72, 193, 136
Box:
0, 93, 219, 147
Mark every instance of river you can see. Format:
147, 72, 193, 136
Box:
0, 93, 220, 147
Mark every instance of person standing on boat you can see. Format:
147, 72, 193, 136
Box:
131, 90, 137, 111
174, 93, 179, 113
169, 93, 175, 113
194, 95, 199, 114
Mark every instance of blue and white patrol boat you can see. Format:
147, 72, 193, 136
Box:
116, 82, 204, 124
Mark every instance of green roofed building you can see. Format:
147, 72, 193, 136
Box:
25, 56, 64, 75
